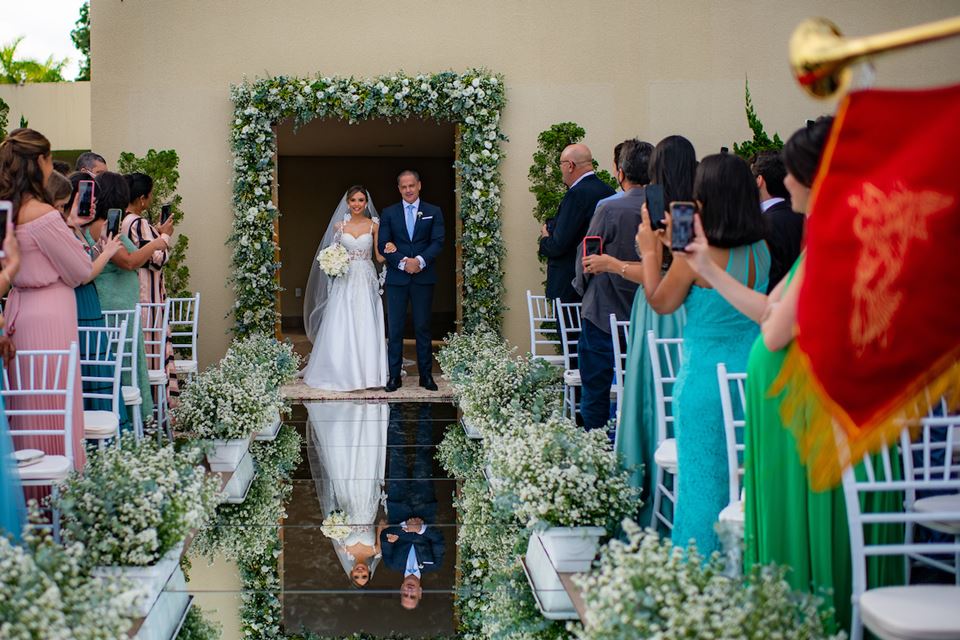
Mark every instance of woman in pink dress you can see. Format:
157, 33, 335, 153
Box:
0, 129, 92, 471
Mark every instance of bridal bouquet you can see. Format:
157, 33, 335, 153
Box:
317, 243, 350, 277
321, 510, 350, 542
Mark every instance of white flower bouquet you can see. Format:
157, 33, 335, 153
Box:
320, 510, 351, 542
173, 363, 275, 440
317, 242, 350, 277
574, 519, 842, 639
0, 531, 138, 639
52, 437, 221, 567
486, 415, 639, 530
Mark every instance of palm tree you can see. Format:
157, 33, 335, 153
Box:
0, 37, 68, 85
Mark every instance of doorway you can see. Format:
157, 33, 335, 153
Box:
275, 117, 458, 356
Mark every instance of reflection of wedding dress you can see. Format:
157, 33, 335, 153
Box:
306, 401, 388, 578
302, 229, 387, 391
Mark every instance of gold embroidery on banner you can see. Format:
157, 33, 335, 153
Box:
849, 182, 953, 354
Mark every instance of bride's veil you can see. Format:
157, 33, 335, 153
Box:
303, 189, 379, 343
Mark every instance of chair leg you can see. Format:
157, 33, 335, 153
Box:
650, 466, 664, 530
850, 601, 863, 640
131, 403, 144, 441
52, 485, 61, 544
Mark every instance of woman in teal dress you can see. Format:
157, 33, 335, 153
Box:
0, 233, 24, 541
637, 153, 770, 556
583, 135, 697, 525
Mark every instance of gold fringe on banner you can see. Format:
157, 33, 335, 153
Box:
771, 343, 960, 491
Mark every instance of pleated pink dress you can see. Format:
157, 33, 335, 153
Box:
6, 210, 92, 471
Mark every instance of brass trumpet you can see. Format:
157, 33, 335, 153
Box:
790, 15, 960, 98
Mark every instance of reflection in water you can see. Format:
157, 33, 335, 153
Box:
307, 402, 388, 588
287, 401, 456, 638
383, 403, 447, 611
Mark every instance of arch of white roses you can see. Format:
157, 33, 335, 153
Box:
229, 70, 507, 337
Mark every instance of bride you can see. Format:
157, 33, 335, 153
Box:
302, 186, 388, 390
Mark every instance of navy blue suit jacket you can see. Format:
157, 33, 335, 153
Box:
538, 174, 616, 301
379, 524, 446, 574
378, 200, 445, 286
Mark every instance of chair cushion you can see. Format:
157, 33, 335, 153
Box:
84, 411, 119, 438
914, 492, 960, 535
173, 359, 197, 375
17, 455, 72, 482
148, 370, 168, 385
121, 385, 142, 404
860, 585, 960, 640
654, 438, 678, 472
718, 499, 745, 525
563, 369, 581, 386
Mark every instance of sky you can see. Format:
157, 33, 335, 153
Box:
0, 0, 87, 80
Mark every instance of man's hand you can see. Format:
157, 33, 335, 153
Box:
403, 517, 425, 534
403, 259, 422, 274
540, 223, 550, 238
386, 533, 399, 543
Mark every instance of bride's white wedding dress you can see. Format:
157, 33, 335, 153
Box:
303, 225, 388, 391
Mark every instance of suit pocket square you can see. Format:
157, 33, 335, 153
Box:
421, 216, 433, 220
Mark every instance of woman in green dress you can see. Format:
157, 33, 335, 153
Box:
583, 135, 697, 526
683, 118, 902, 632
82, 173, 170, 428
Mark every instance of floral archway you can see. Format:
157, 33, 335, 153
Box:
229, 70, 507, 337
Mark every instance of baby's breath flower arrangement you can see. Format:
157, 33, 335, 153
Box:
53, 437, 221, 567
0, 530, 137, 639
222, 332, 301, 393
487, 415, 639, 530
574, 520, 842, 640
174, 363, 274, 440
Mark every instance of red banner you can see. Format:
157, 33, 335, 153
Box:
776, 84, 960, 489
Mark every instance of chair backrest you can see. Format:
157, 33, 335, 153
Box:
77, 324, 127, 414
646, 330, 684, 445
526, 290, 561, 359
555, 300, 582, 371
717, 363, 748, 505
102, 308, 139, 383
610, 314, 631, 447
167, 293, 200, 362
842, 419, 960, 607
2, 343, 79, 463
140, 302, 169, 374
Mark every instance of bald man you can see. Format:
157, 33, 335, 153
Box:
539, 144, 615, 303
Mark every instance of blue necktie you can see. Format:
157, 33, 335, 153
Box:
405, 204, 416, 240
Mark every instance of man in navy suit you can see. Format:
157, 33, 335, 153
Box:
539, 143, 615, 303
378, 170, 445, 392
380, 404, 446, 610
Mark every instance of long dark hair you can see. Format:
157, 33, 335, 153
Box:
648, 135, 698, 204
94, 172, 131, 221
783, 116, 834, 187
0, 128, 52, 217
693, 153, 766, 248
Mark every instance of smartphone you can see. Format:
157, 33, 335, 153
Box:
582, 235, 603, 257
160, 203, 173, 224
77, 180, 95, 219
106, 208, 123, 238
645, 184, 666, 230
0, 200, 11, 258
669, 202, 696, 252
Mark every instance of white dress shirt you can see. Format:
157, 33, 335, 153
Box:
398, 198, 426, 271
570, 170, 595, 190
760, 197, 785, 213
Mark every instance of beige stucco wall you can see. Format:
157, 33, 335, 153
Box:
90, 0, 960, 366
0, 81, 90, 150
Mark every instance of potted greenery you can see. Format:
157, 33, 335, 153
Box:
174, 363, 274, 471
487, 415, 638, 573
53, 437, 220, 617
221, 333, 300, 441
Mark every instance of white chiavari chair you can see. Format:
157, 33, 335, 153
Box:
102, 307, 144, 440
526, 290, 564, 368
167, 293, 200, 381
141, 301, 171, 442
609, 313, 631, 448
556, 300, 583, 419
647, 330, 683, 533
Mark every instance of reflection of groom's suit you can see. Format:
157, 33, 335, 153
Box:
378, 199, 445, 379
379, 405, 445, 574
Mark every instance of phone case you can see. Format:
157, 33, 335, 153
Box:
582, 235, 603, 257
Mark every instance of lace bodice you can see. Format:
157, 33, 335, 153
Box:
340, 230, 374, 261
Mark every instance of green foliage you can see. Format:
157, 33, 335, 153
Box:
528, 121, 617, 225
176, 605, 221, 640
0, 98, 8, 139
732, 80, 783, 160
116, 148, 192, 297
71, 1, 91, 81
0, 37, 68, 84
18, 115, 27, 129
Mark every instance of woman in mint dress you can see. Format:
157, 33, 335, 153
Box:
636, 153, 769, 556
583, 135, 697, 525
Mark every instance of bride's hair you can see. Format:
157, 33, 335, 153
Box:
346, 184, 368, 201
